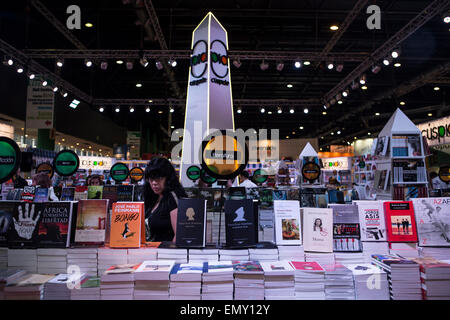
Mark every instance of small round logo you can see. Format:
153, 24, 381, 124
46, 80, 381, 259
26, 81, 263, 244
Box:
0, 137, 21, 184
53, 150, 80, 177
129, 167, 144, 183
252, 169, 268, 184
110, 163, 130, 182
187, 165, 201, 181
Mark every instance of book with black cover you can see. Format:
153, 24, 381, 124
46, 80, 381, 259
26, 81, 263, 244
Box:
60, 187, 75, 201
176, 198, 207, 248
102, 185, 118, 210
287, 188, 300, 201
133, 185, 145, 202
8, 202, 43, 248
300, 188, 316, 207
228, 187, 246, 200
0, 201, 17, 246
329, 204, 362, 252
6, 189, 23, 201
198, 188, 215, 211
260, 189, 273, 208
21, 186, 36, 203
224, 199, 257, 248
184, 188, 199, 198
37, 201, 74, 248
117, 185, 134, 202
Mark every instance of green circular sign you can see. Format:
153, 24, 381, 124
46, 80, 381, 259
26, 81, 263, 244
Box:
200, 169, 217, 184
0, 137, 21, 184
252, 168, 268, 184
187, 165, 201, 181
53, 150, 80, 177
110, 162, 130, 182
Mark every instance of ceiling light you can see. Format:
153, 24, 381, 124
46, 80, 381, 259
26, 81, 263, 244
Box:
359, 75, 366, 85
28, 72, 35, 80
299, 126, 304, 130
286, 136, 289, 139
323, 104, 328, 110
168, 59, 177, 67
260, 107, 265, 113
145, 107, 151, 112
322, 111, 327, 115
330, 25, 339, 31
342, 90, 349, 97
276, 61, 284, 71
289, 108, 294, 114
394, 63, 401, 67
268, 111, 272, 114
303, 108, 309, 114
85, 22, 93, 28
337, 100, 343, 104
126, 61, 134, 70
100, 61, 108, 70
129, 106, 135, 113
233, 59, 242, 68
56, 59, 64, 68
327, 62, 334, 70
428, 113, 433, 117
287, 83, 293, 88
155, 61, 163, 70
42, 80, 48, 86
337, 131, 341, 135
375, 112, 380, 116
148, 100, 153, 103
277, 107, 282, 114
115, 106, 120, 112
85, 59, 93, 67
69, 99, 80, 109
336, 64, 344, 72
260, 60, 269, 71
16, 67, 23, 73
136, 83, 142, 88
158, 110, 163, 114
116, 60, 124, 65
53, 86, 58, 92
294, 61, 301, 68
383, 58, 390, 66
140, 57, 149, 67
434, 86, 440, 91
99, 106, 104, 112
170, 106, 175, 113
61, 91, 68, 98
361, 85, 368, 90
368, 132, 371, 136
303, 61, 310, 66
171, 126, 175, 129
7, 58, 13, 66
331, 132, 334, 135
371, 65, 381, 74
391, 49, 400, 58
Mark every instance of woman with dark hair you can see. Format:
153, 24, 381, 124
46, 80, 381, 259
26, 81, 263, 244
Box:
144, 157, 187, 242
32, 172, 59, 201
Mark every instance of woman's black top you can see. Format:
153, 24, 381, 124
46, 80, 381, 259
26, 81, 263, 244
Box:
145, 192, 178, 241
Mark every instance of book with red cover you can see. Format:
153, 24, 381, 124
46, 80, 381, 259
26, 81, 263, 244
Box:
383, 201, 418, 242
289, 261, 324, 271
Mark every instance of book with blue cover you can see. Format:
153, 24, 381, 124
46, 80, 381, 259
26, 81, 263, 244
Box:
34, 188, 49, 203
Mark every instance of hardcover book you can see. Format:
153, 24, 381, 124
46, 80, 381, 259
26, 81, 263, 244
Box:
109, 202, 145, 248
355, 201, 387, 241
60, 187, 75, 201
74, 186, 88, 201
383, 201, 418, 243
21, 186, 36, 203
37, 201, 74, 248
302, 207, 333, 253
176, 198, 207, 248
74, 199, 109, 244
117, 185, 134, 202
34, 188, 49, 203
0, 201, 17, 246
224, 199, 257, 248
88, 186, 103, 199
329, 204, 361, 252
274, 200, 302, 245
102, 185, 118, 210
8, 202, 42, 248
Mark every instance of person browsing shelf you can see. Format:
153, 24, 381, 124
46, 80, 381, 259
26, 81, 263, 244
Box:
238, 171, 257, 188
32, 172, 59, 201
143, 157, 187, 243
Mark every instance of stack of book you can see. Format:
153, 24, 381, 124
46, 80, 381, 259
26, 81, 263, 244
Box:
134, 260, 175, 300
97, 247, 128, 276
188, 248, 219, 263
43, 273, 86, 300
67, 248, 98, 276
8, 249, 37, 273
219, 249, 249, 262
157, 246, 188, 264
389, 243, 420, 259
249, 247, 278, 262
277, 246, 304, 261
346, 263, 389, 300
260, 261, 295, 300
37, 248, 67, 274
334, 252, 365, 265
201, 261, 234, 300
100, 264, 137, 300
4, 273, 54, 300
361, 242, 389, 263
0, 269, 27, 300
323, 264, 356, 300
233, 261, 265, 300
371, 254, 421, 300
305, 252, 335, 266
70, 276, 101, 300
289, 261, 326, 300
169, 262, 204, 300
127, 248, 158, 264
0, 248, 7, 269
412, 257, 450, 300
419, 247, 450, 260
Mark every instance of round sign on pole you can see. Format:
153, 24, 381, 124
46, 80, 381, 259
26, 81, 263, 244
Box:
302, 162, 321, 182
200, 130, 248, 181
0, 137, 21, 184
35, 162, 54, 179
252, 168, 268, 184
200, 169, 217, 184
53, 150, 80, 177
439, 166, 450, 183
187, 165, 201, 181
129, 167, 144, 183
110, 162, 130, 182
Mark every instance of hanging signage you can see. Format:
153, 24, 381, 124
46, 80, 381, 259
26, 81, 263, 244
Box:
129, 167, 144, 183
26, 78, 55, 129
79, 156, 112, 170
200, 169, 217, 184
186, 165, 201, 181
321, 157, 350, 171
302, 162, 321, 182
252, 168, 268, 184
35, 162, 54, 179
53, 150, 80, 177
110, 162, 129, 182
0, 137, 21, 184
418, 116, 450, 147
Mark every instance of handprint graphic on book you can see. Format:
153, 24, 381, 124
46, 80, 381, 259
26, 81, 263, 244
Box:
13, 203, 41, 240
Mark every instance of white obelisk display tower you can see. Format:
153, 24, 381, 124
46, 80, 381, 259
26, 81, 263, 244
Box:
180, 12, 235, 187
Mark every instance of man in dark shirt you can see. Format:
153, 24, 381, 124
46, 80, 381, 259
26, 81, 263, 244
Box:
12, 170, 28, 189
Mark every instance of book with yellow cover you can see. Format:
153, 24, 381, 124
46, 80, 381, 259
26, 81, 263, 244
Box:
110, 202, 144, 248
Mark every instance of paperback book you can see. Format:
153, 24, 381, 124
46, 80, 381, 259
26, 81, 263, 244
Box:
0, 201, 17, 246
88, 186, 103, 200
60, 187, 75, 201
34, 188, 49, 203
110, 202, 145, 248
329, 204, 361, 252
224, 199, 257, 248
21, 186, 36, 203
273, 200, 302, 245
383, 201, 418, 242
8, 202, 42, 248
302, 207, 333, 253
75, 199, 109, 244
355, 200, 387, 241
37, 201, 75, 248
176, 198, 207, 248
117, 185, 134, 202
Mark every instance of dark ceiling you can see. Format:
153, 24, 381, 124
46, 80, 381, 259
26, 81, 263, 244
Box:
0, 0, 449, 150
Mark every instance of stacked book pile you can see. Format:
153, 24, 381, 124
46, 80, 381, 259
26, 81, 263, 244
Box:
169, 262, 204, 300
412, 257, 450, 300
371, 254, 421, 300
98, 248, 128, 276
37, 248, 67, 274
70, 276, 101, 300
134, 260, 175, 300
0, 269, 27, 300
323, 264, 355, 300
305, 252, 335, 266
43, 273, 86, 300
0, 248, 7, 269
389, 243, 420, 259
210, 212, 226, 244
278, 246, 304, 261
127, 248, 158, 264
201, 261, 234, 300
157, 246, 188, 264
419, 247, 450, 260
67, 248, 98, 276
346, 263, 389, 300
334, 252, 365, 265
361, 242, 389, 263
289, 261, 326, 300
219, 249, 249, 262
188, 248, 219, 263
233, 261, 265, 300
100, 264, 137, 300
4, 273, 54, 300
260, 261, 295, 300
249, 244, 278, 262
8, 249, 37, 273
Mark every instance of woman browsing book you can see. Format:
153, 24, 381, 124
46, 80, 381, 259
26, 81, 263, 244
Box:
143, 157, 187, 243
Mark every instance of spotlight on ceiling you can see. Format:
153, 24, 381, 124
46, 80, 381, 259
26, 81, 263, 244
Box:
116, 60, 124, 65
336, 64, 344, 72
276, 61, 284, 71
277, 107, 282, 114
100, 61, 108, 70
126, 61, 134, 70
155, 60, 163, 70
287, 83, 293, 88
294, 61, 301, 68
61, 91, 68, 98
53, 86, 58, 92
233, 59, 241, 68
260, 107, 265, 113
371, 64, 381, 74
168, 59, 177, 67
129, 106, 135, 113
342, 90, 349, 97
85, 59, 93, 67
260, 60, 269, 71
99, 106, 104, 112
42, 80, 48, 87
5, 58, 13, 66
237, 107, 242, 114
383, 58, 391, 66
443, 10, 450, 23
289, 107, 295, 114
140, 56, 149, 67
391, 49, 400, 59
16, 66, 24, 73
327, 62, 334, 70
303, 61, 311, 66
56, 59, 64, 68
145, 106, 151, 112
303, 108, 309, 114
170, 106, 175, 113
359, 75, 366, 85
115, 106, 120, 113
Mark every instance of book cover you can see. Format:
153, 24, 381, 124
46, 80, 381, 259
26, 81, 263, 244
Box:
53, 187, 62, 200
74, 199, 109, 244
21, 186, 36, 203
356, 201, 387, 241
232, 261, 263, 273
74, 186, 88, 201
199, 188, 215, 211
247, 188, 260, 200
228, 187, 246, 200
212, 189, 224, 211
87, 186, 103, 200
117, 185, 134, 202
411, 198, 450, 246
329, 204, 361, 252
260, 189, 273, 208
289, 261, 324, 271
0, 201, 17, 246
8, 202, 42, 248
287, 189, 300, 201
60, 187, 75, 201
383, 201, 418, 243
37, 201, 74, 248
274, 200, 302, 245
34, 188, 49, 203
407, 135, 422, 157
184, 188, 199, 198
224, 199, 257, 248
109, 202, 144, 248
272, 189, 287, 201
102, 185, 118, 210
302, 207, 333, 253
300, 189, 317, 207
133, 185, 145, 202
176, 198, 207, 248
